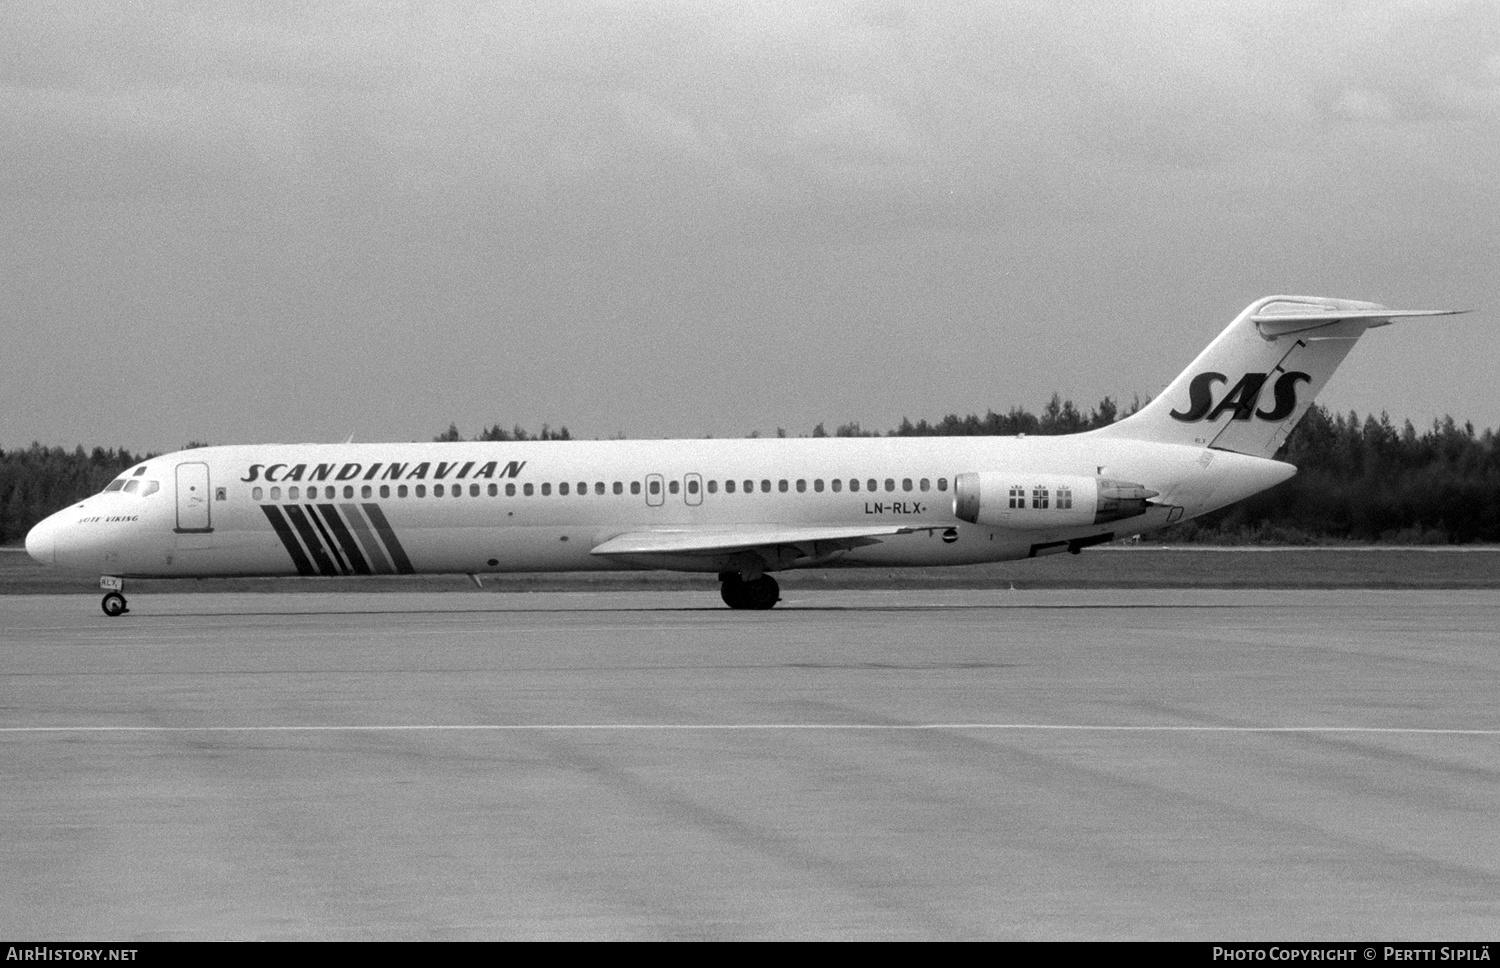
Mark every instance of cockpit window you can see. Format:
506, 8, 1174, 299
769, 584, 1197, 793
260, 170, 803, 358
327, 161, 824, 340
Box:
123, 480, 140, 493
141, 481, 160, 497
132, 467, 148, 477
105, 480, 125, 492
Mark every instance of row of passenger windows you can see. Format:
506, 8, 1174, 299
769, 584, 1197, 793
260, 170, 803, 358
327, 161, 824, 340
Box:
250, 476, 951, 503
1007, 486, 1074, 510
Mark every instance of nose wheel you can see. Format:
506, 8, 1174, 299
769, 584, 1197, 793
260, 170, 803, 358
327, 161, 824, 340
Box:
101, 591, 129, 617
719, 574, 780, 610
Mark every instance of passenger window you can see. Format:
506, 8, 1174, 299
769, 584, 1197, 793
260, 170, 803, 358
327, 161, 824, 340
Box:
761, 480, 771, 493
416, 485, 427, 498
726, 480, 736, 494
269, 486, 280, 501
669, 480, 680, 495
578, 482, 587, 496
559, 482, 570, 496
1032, 487, 1049, 509
920, 478, 930, 492
398, 485, 408, 498
1009, 486, 1025, 509
363, 485, 373, 498
867, 479, 878, 492
902, 478, 912, 492
796, 479, 806, 492
435, 484, 446, 497
252, 487, 263, 501
487, 483, 496, 497
883, 479, 894, 492
541, 483, 552, 496
505, 483, 515, 497
595, 482, 605, 495
778, 480, 788, 493
288, 486, 300, 500
469, 484, 478, 497
831, 479, 842, 492
937, 478, 948, 491
381, 485, 391, 498
1057, 487, 1073, 509
687, 479, 699, 495
631, 482, 641, 495
707, 480, 717, 494
342, 486, 352, 499
524, 483, 534, 496
648, 480, 660, 495
813, 479, 823, 492
850, 479, 860, 492
743, 480, 753, 493
612, 482, 623, 495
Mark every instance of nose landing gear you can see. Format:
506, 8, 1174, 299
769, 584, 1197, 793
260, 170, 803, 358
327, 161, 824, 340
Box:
99, 577, 128, 617
719, 573, 781, 610
101, 591, 129, 617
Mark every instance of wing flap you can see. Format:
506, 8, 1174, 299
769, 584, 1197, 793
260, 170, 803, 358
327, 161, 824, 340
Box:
591, 524, 924, 560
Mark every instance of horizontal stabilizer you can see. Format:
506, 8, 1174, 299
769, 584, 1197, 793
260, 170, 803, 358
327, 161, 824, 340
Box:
1251, 305, 1465, 338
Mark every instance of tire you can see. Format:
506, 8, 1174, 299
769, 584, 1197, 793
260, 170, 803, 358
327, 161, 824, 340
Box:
101, 592, 128, 617
720, 577, 746, 609
741, 575, 780, 610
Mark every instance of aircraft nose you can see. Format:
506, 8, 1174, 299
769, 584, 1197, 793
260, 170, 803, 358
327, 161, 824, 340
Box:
25, 516, 56, 566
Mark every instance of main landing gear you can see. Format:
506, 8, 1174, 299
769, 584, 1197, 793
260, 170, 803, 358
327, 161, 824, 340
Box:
719, 573, 780, 610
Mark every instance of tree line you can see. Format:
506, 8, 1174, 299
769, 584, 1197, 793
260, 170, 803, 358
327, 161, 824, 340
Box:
4, 399, 1498, 545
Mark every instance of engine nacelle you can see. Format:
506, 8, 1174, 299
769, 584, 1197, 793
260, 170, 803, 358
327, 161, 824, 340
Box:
952, 472, 1156, 529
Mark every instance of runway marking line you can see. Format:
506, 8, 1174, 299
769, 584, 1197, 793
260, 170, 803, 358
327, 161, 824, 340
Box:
3, 724, 1499, 735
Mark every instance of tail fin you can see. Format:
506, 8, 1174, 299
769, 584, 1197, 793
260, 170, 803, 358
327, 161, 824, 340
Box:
1092, 295, 1464, 459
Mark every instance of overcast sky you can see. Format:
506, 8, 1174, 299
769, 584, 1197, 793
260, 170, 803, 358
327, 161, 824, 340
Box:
3, 0, 1496, 453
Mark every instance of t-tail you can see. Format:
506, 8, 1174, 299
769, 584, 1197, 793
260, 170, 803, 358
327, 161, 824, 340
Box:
1091, 295, 1465, 459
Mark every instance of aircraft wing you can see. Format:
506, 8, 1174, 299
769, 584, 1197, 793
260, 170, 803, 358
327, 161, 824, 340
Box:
590, 523, 927, 568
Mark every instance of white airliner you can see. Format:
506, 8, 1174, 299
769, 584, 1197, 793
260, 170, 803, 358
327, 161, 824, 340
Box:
26, 296, 1460, 615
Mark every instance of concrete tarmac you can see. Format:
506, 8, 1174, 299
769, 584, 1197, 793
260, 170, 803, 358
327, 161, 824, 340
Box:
2, 589, 1498, 939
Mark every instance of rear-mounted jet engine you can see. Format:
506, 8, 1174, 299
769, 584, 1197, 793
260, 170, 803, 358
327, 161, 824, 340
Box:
952, 472, 1157, 529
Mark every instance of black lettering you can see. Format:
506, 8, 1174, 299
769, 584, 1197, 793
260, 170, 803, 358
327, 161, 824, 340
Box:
435, 462, 458, 479
363, 463, 383, 480
1169, 372, 1226, 422
335, 464, 362, 481
283, 464, 306, 481
380, 463, 407, 480
1205, 373, 1268, 422
457, 461, 475, 479
501, 460, 527, 478
264, 463, 287, 482
1257, 371, 1311, 421
310, 464, 336, 481
475, 461, 498, 478
406, 462, 430, 480
241, 464, 265, 483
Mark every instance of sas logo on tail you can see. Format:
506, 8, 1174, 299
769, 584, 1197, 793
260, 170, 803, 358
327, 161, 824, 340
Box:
1170, 371, 1311, 423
